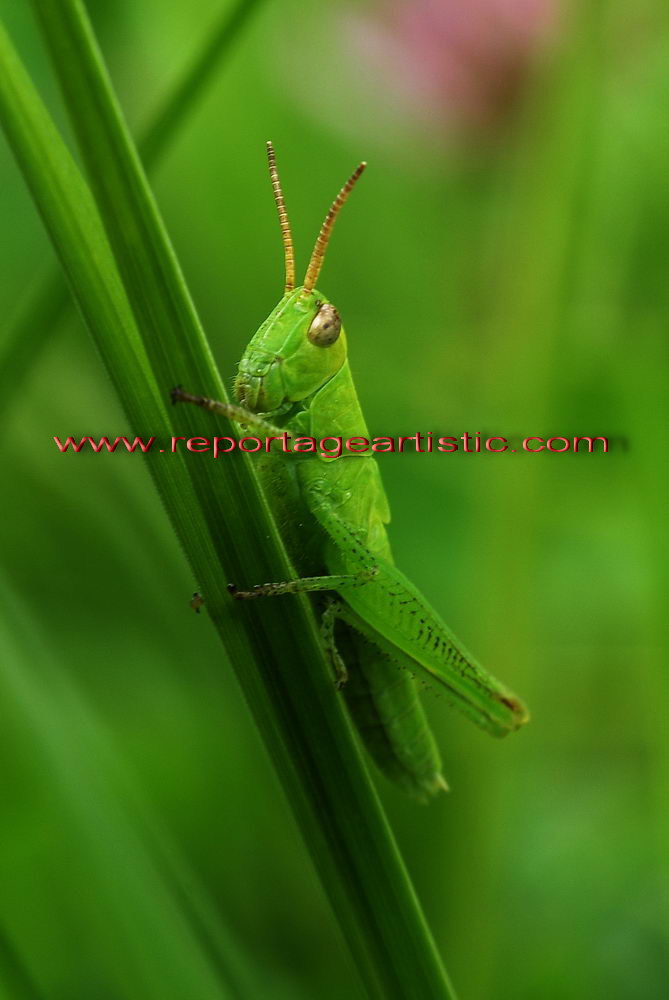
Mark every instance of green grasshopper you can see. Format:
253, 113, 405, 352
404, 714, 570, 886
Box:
172, 142, 529, 799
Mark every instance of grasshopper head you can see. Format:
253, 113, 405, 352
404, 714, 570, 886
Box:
235, 288, 347, 412
234, 143, 365, 415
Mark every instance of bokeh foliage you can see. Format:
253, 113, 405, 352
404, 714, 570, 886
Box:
0, 0, 667, 997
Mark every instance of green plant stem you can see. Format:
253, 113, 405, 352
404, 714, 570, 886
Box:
138, 0, 263, 166
0, 0, 262, 422
0, 577, 244, 1000
0, 7, 454, 998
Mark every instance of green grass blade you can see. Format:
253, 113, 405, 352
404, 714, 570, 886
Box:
0, 574, 254, 1000
0, 9, 454, 999
138, 0, 263, 167
0, 0, 263, 422
0, 927, 42, 1000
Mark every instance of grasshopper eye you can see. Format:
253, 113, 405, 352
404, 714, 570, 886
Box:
308, 303, 341, 347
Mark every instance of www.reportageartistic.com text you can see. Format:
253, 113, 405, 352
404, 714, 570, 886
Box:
53, 432, 611, 458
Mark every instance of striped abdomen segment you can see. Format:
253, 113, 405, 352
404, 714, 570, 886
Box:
337, 621, 446, 800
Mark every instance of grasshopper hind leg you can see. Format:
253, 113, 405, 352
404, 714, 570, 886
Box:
324, 605, 448, 801
321, 597, 348, 689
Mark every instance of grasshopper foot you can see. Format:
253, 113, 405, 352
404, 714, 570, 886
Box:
227, 582, 275, 599
190, 591, 205, 613
334, 660, 349, 690
170, 385, 185, 405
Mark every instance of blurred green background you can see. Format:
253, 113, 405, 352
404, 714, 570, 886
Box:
1, 0, 667, 996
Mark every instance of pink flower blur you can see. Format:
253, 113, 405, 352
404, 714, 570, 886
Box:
345, 0, 557, 134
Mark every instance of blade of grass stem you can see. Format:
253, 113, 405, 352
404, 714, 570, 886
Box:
0, 575, 249, 1000
0, 926, 43, 1000
0, 10, 454, 999
138, 0, 263, 166
0, 0, 263, 422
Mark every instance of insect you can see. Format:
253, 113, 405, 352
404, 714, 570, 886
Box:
172, 142, 529, 799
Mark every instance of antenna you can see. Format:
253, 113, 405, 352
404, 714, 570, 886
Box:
266, 140, 296, 292
302, 162, 366, 295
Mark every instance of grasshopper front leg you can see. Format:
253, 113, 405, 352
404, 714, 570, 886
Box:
171, 385, 287, 439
